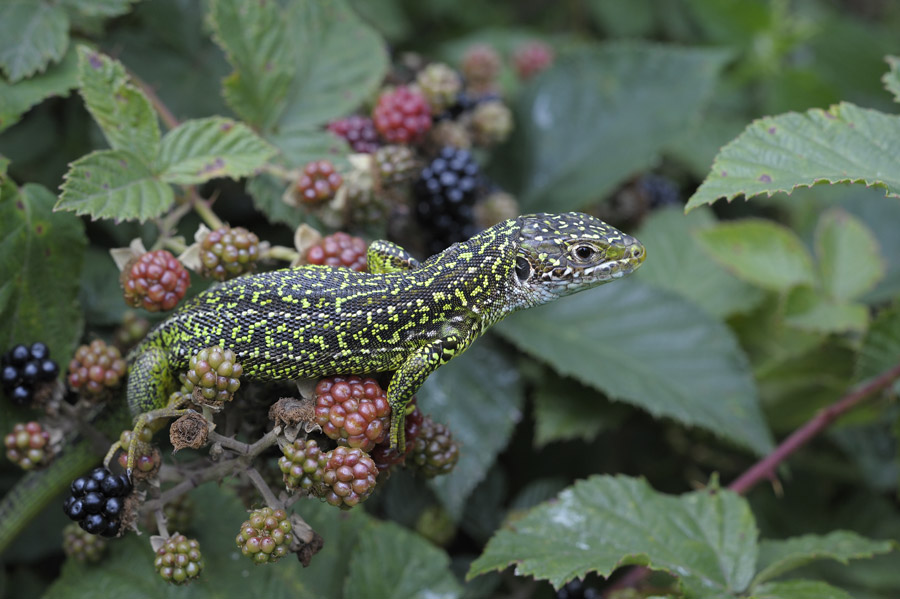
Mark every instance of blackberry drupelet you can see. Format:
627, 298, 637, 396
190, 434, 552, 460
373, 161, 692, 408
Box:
414, 146, 483, 254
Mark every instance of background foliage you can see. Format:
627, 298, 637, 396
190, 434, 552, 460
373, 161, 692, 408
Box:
2, 0, 900, 598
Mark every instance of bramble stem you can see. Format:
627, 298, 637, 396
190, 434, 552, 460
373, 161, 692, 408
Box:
192, 196, 224, 230
263, 245, 300, 263
246, 467, 282, 509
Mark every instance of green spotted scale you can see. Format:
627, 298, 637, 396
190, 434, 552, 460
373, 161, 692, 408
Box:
127, 212, 646, 451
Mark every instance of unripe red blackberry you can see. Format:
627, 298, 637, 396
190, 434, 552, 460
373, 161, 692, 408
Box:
235, 507, 293, 564
513, 41, 554, 80
416, 63, 462, 114
305, 232, 368, 272
1, 342, 59, 406
470, 100, 513, 146
181, 346, 242, 409
296, 160, 343, 204
460, 44, 501, 91
322, 446, 378, 508
155, 533, 204, 584
63, 523, 108, 563
279, 438, 327, 493
327, 115, 380, 153
373, 85, 432, 144
199, 226, 260, 281
4, 421, 52, 470
409, 417, 459, 478
370, 403, 423, 472
122, 250, 190, 312
314, 376, 391, 451
115, 427, 160, 477
67, 339, 127, 397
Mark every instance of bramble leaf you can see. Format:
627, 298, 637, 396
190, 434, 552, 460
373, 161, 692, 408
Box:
749, 580, 852, 599
76, 46, 160, 164
814, 209, 884, 302
883, 56, 900, 104
497, 279, 773, 455
59, 0, 140, 18
0, 46, 78, 133
783, 286, 868, 334
468, 475, 758, 595
855, 304, 900, 382
157, 117, 276, 184
532, 375, 627, 447
685, 103, 900, 211
695, 219, 817, 292
0, 1, 68, 82
57, 149, 174, 221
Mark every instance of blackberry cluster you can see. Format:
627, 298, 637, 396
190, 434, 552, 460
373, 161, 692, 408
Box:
372, 85, 432, 144
235, 507, 293, 564
1, 342, 59, 406
296, 160, 343, 204
305, 232, 368, 272
637, 174, 681, 208
513, 41, 555, 80
278, 438, 327, 493
63, 523, 108, 563
67, 339, 127, 397
327, 115, 380, 153
155, 534, 204, 584
414, 147, 483, 254
199, 226, 260, 281
115, 427, 160, 477
409, 417, 459, 478
181, 346, 242, 409
314, 376, 391, 452
322, 446, 379, 508
460, 44, 501, 93
4, 421, 52, 470
470, 100, 513, 146
373, 145, 419, 188
113, 311, 150, 352
63, 466, 133, 537
416, 63, 462, 114
122, 249, 190, 312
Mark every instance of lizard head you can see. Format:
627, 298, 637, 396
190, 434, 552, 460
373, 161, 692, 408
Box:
511, 212, 646, 306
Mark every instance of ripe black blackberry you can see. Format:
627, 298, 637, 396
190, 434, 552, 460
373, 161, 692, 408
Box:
63, 466, 133, 537
414, 147, 483, 255
637, 173, 681, 208
1, 342, 59, 406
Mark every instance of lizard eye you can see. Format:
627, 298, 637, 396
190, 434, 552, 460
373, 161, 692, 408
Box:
515, 257, 532, 282
573, 245, 595, 261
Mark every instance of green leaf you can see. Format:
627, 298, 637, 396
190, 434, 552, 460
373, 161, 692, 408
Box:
0, 1, 68, 82
815, 208, 884, 302
749, 580, 853, 599
499, 43, 728, 212
60, 0, 140, 18
76, 46, 160, 164
157, 117, 276, 184
57, 149, 174, 221
695, 219, 817, 292
468, 475, 757, 595
753, 531, 894, 587
855, 304, 900, 382
783, 285, 868, 334
686, 103, 900, 211
0, 46, 78, 133
882, 56, 900, 104
418, 340, 524, 518
346, 520, 462, 599
532, 375, 626, 447
497, 279, 773, 454
633, 207, 764, 317
0, 183, 85, 364
246, 174, 304, 230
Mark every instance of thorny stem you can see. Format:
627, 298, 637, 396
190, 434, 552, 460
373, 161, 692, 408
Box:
246, 466, 282, 509
261, 163, 299, 181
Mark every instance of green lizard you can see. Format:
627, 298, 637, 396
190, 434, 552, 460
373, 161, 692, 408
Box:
0, 212, 644, 550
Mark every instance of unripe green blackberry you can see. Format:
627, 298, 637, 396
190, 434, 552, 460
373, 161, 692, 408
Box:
322, 446, 378, 508
460, 43, 501, 92
373, 145, 419, 189
416, 63, 462, 114
115, 427, 160, 477
121, 249, 190, 312
235, 507, 293, 564
470, 100, 513, 146
305, 232, 368, 272
113, 312, 150, 352
4, 421, 52, 470
409, 417, 459, 478
63, 522, 108, 563
199, 226, 260, 281
314, 376, 391, 451
279, 438, 327, 494
154, 533, 204, 584
67, 339, 127, 397
181, 346, 242, 409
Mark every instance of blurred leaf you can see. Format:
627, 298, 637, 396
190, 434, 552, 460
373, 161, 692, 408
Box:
346, 0, 411, 43
157, 117, 276, 184
532, 375, 626, 447
815, 209, 884, 302
695, 219, 816, 292
634, 207, 764, 317
497, 279, 773, 454
60, 0, 139, 18
246, 174, 303, 230
883, 56, 900, 104
266, 125, 349, 168
749, 580, 852, 599
0, 1, 68, 82
79, 246, 126, 326
855, 304, 900, 382
753, 531, 894, 587
76, 46, 160, 164
469, 475, 757, 594
664, 111, 748, 180
57, 149, 174, 221
500, 43, 728, 212
682, 0, 770, 46
586, 0, 654, 37
686, 103, 900, 211
346, 520, 462, 599
418, 340, 524, 518
830, 413, 898, 492
0, 183, 85, 364
783, 286, 868, 334
0, 46, 78, 133
837, 191, 900, 304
